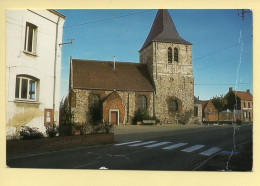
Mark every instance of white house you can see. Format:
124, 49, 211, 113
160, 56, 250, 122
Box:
6, 9, 65, 139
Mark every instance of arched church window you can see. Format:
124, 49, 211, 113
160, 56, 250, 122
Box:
90, 94, 100, 107
174, 47, 179, 63
169, 99, 178, 112
138, 95, 147, 110
168, 47, 172, 63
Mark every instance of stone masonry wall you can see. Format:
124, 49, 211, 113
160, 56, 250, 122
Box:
70, 89, 153, 125
139, 42, 194, 123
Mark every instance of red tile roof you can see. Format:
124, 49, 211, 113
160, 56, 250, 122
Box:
201, 100, 209, 110
71, 59, 154, 92
233, 91, 253, 101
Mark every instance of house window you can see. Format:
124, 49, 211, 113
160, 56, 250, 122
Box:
24, 22, 37, 54
248, 102, 250, 108
169, 99, 178, 112
138, 95, 147, 110
194, 106, 198, 117
243, 101, 246, 108
168, 47, 172, 63
15, 76, 37, 101
174, 48, 178, 63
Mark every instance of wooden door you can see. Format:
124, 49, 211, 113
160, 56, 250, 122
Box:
111, 111, 118, 125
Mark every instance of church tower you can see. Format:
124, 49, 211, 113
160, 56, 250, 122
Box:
139, 9, 194, 123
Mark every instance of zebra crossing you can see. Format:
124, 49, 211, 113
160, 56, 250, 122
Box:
114, 140, 222, 157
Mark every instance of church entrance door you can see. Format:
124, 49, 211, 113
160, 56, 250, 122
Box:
109, 109, 119, 125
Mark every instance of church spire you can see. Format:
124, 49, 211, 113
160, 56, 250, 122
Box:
140, 9, 191, 51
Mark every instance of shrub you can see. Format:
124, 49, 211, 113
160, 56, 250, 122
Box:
88, 104, 103, 125
90, 123, 113, 134
132, 109, 157, 125
20, 126, 44, 140
73, 124, 91, 135
45, 124, 59, 137
59, 98, 75, 126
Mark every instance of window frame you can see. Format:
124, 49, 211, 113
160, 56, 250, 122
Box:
90, 94, 100, 107
194, 106, 198, 117
168, 47, 173, 63
15, 76, 37, 101
138, 95, 147, 110
174, 47, 179, 63
24, 22, 37, 55
169, 99, 178, 112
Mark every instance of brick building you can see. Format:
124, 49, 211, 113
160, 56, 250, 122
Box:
225, 87, 253, 122
68, 9, 202, 125
202, 88, 253, 123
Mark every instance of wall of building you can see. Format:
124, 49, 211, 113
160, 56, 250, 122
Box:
194, 103, 202, 123
6, 10, 65, 138
241, 100, 253, 122
140, 42, 194, 123
69, 89, 154, 125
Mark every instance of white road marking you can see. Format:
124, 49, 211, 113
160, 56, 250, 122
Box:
114, 141, 142, 146
129, 141, 157, 147
144, 142, 171, 148
199, 147, 222, 156
181, 145, 205, 152
162, 143, 188, 150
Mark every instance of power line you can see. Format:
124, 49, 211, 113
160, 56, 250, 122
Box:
63, 9, 156, 28
193, 40, 251, 62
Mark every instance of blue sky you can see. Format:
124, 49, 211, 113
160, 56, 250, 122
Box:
57, 9, 253, 101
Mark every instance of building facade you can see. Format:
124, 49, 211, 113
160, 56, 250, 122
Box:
6, 9, 65, 138
202, 88, 253, 123
69, 10, 201, 125
225, 87, 253, 122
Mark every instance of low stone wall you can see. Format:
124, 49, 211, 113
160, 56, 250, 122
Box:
7, 133, 114, 155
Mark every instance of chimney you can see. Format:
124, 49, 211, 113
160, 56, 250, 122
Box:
246, 89, 250, 93
113, 56, 115, 71
229, 87, 233, 92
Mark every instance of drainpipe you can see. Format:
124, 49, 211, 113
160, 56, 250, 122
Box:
53, 16, 60, 125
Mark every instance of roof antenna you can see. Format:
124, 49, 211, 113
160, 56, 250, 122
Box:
113, 56, 116, 71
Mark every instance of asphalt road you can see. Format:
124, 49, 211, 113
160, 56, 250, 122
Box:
7, 124, 252, 171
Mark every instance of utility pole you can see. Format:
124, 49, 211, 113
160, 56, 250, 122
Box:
238, 9, 252, 20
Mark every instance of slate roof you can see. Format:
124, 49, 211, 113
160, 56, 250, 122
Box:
140, 9, 191, 51
71, 59, 154, 92
194, 96, 201, 104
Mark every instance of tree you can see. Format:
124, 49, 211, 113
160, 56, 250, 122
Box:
211, 95, 228, 124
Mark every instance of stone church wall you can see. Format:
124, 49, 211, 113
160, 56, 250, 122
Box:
70, 89, 154, 125
139, 42, 194, 123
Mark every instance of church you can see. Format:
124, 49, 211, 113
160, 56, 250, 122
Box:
68, 9, 202, 125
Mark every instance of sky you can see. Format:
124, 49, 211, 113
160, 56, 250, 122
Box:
57, 9, 253, 101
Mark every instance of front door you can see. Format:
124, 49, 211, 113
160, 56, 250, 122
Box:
111, 111, 118, 125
